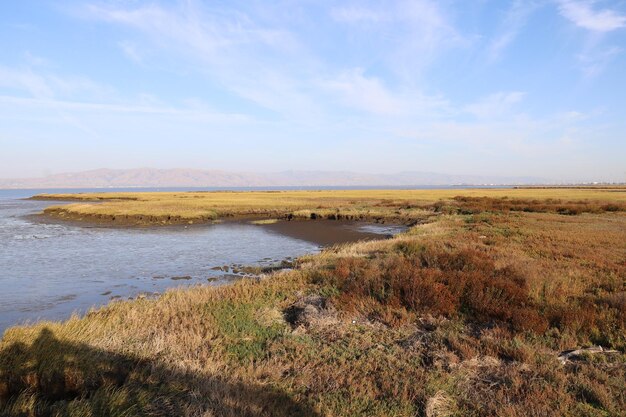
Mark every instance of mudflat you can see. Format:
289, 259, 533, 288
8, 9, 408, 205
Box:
261, 219, 403, 246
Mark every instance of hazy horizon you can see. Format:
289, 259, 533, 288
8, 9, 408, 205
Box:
0, 166, 623, 185
0, 166, 612, 188
1, 1, 625, 182
0, 166, 548, 180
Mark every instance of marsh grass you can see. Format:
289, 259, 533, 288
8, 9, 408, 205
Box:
34, 188, 626, 226
2, 190, 625, 416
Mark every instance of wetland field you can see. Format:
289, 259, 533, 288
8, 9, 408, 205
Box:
1, 187, 625, 416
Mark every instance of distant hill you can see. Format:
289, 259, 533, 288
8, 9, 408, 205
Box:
0, 168, 549, 189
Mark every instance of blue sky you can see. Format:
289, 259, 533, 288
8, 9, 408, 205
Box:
1, 0, 625, 181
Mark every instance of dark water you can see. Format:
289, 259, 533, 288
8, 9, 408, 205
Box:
0, 189, 402, 334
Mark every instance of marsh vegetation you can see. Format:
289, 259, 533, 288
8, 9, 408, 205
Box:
2, 188, 625, 416
34, 187, 626, 226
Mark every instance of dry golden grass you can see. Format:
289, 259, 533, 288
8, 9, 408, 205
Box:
34, 187, 626, 226
2, 190, 626, 416
249, 219, 279, 225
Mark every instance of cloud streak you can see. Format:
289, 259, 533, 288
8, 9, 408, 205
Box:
0, 0, 623, 180
487, 0, 540, 62
557, 0, 626, 32
465, 92, 527, 119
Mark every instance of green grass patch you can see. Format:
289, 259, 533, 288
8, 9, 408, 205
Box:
209, 301, 287, 363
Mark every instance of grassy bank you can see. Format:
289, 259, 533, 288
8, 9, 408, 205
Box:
2, 191, 625, 416
34, 187, 626, 226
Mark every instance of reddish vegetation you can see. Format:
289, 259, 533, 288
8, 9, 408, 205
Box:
2, 194, 625, 416
315, 244, 547, 332
315, 241, 624, 343
434, 196, 626, 215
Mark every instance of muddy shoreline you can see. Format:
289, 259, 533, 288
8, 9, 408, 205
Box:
262, 219, 399, 246
37, 205, 419, 228
29, 211, 404, 247
30, 196, 413, 247
2, 197, 408, 332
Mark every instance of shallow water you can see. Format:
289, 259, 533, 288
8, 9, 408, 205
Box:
0, 189, 398, 333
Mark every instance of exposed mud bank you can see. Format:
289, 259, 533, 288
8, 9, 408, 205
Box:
29, 195, 140, 202
39, 206, 219, 227
37, 205, 421, 230
262, 219, 401, 246
35, 210, 405, 248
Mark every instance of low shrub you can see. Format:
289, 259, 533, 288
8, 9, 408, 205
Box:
314, 244, 549, 333
435, 196, 626, 215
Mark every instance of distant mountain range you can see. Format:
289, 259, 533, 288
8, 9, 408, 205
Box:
0, 168, 550, 189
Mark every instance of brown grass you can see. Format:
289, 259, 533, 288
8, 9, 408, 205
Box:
441, 196, 626, 215
32, 187, 626, 226
1, 190, 625, 416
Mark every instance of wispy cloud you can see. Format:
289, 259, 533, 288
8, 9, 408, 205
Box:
0, 95, 248, 122
84, 3, 293, 53
77, 1, 462, 121
1, 0, 622, 180
555, 1, 625, 76
329, 1, 466, 82
118, 41, 143, 64
399, 0, 466, 55
79, 2, 320, 119
322, 68, 449, 117
0, 65, 54, 98
465, 91, 526, 119
22, 51, 49, 67
0, 60, 248, 146
330, 7, 385, 24
487, 0, 540, 62
396, 113, 589, 162
577, 45, 622, 76
323, 68, 404, 115
0, 64, 112, 100
557, 0, 626, 32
